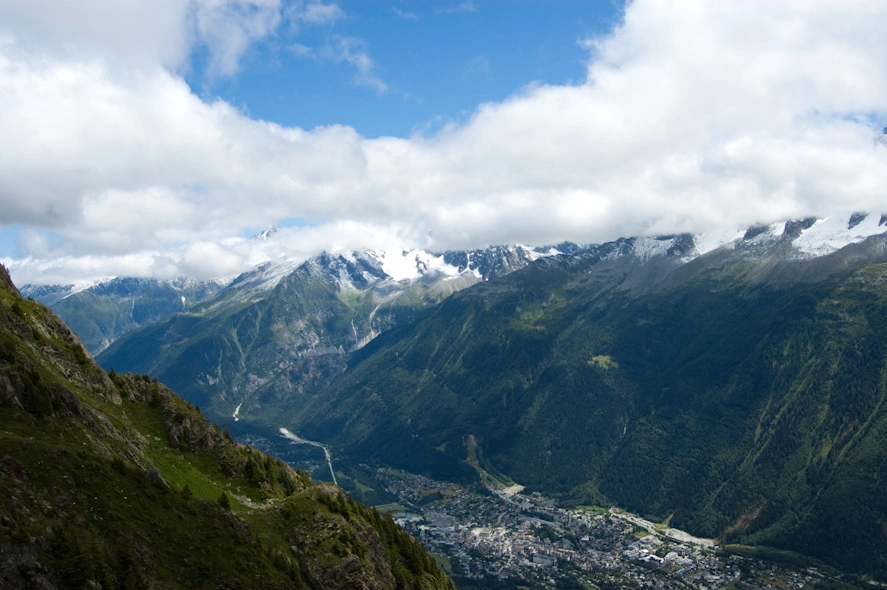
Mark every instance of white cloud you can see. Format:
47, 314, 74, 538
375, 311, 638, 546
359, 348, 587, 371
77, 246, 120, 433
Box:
441, 2, 479, 15
0, 0, 192, 69
193, 0, 282, 77
298, 2, 346, 25
293, 34, 388, 93
391, 7, 420, 21
3, 0, 887, 285
285, 0, 346, 33
0, 0, 283, 78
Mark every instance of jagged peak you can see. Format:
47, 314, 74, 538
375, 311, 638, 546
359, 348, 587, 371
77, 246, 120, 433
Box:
694, 213, 887, 260
251, 224, 281, 240
36, 214, 887, 311
848, 212, 868, 230
587, 234, 697, 265
579, 213, 887, 268
788, 214, 887, 258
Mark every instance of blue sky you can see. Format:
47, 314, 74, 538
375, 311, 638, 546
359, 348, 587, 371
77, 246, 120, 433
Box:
188, 2, 619, 138
1, 1, 886, 285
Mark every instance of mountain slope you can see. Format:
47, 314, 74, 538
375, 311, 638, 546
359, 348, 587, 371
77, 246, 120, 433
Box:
0, 264, 453, 590
283, 224, 887, 577
97, 245, 565, 425
21, 277, 227, 355
91, 215, 887, 575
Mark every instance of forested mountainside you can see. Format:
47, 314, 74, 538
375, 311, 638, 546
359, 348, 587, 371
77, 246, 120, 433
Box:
21, 277, 226, 355
96, 245, 560, 424
282, 229, 887, 577
0, 264, 453, 590
29, 245, 563, 360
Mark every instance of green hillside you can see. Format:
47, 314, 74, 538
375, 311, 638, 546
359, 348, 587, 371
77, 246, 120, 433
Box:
97, 256, 449, 426
284, 236, 887, 577
22, 278, 225, 356
0, 265, 453, 590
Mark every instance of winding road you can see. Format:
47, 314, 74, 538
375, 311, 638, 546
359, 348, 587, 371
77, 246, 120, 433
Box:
279, 428, 337, 485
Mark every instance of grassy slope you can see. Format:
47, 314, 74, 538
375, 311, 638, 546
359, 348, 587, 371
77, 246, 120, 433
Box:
0, 266, 453, 590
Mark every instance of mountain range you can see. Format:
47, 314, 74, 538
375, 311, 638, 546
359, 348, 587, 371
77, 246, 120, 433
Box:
23, 212, 887, 578
276, 213, 887, 576
21, 277, 227, 355
23, 244, 578, 359
24, 245, 567, 425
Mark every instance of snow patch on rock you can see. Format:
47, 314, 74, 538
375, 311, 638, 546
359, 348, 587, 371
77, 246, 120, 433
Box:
793, 214, 887, 257
691, 228, 747, 257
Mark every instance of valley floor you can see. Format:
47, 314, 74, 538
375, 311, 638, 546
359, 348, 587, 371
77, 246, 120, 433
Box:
234, 425, 877, 589
374, 469, 860, 589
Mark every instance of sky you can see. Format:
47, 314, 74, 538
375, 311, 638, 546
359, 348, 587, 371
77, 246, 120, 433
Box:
2, 0, 887, 286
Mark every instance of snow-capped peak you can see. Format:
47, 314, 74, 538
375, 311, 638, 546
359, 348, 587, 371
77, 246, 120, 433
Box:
223, 216, 887, 304
60, 277, 117, 300
690, 228, 748, 257
252, 225, 281, 240
792, 214, 887, 257
594, 213, 887, 266
631, 236, 682, 262
225, 256, 303, 294
685, 213, 887, 260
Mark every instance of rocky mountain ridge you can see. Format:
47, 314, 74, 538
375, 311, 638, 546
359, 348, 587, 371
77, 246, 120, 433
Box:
89, 243, 582, 425
26, 212, 887, 359
24, 244, 575, 357
95, 213, 887, 426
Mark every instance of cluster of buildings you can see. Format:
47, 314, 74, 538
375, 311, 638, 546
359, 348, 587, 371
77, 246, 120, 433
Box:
374, 469, 857, 589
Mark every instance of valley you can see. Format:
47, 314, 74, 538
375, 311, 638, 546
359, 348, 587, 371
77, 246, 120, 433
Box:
280, 427, 338, 485
7, 5, 887, 588
24, 214, 887, 583
234, 422, 870, 589
379, 471, 855, 589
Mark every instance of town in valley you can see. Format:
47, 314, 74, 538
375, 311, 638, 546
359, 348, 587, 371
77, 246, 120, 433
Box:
239, 430, 872, 590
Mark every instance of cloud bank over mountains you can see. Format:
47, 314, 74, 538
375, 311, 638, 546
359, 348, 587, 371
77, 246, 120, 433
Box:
2, 0, 887, 284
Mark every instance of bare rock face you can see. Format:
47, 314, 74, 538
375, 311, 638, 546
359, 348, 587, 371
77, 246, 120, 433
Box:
0, 544, 56, 590
164, 409, 219, 452
0, 373, 26, 412
146, 467, 170, 489
301, 552, 394, 590
291, 487, 398, 590
166, 416, 189, 449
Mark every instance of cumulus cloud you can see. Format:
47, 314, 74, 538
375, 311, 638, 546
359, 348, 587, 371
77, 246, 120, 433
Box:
0, 0, 283, 77
3, 0, 887, 285
0, 0, 192, 69
193, 0, 282, 77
